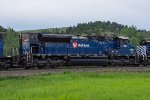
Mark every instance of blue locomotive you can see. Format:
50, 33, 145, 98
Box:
20, 33, 136, 68
21, 33, 109, 67
0, 32, 149, 70
0, 33, 3, 57
0, 33, 12, 69
136, 38, 150, 65
107, 36, 135, 66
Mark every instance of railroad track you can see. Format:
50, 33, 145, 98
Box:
1, 66, 150, 77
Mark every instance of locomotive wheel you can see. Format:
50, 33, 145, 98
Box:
4, 64, 10, 70
25, 66, 30, 69
0, 64, 10, 70
25, 63, 33, 69
46, 63, 50, 67
58, 61, 65, 67
50, 60, 65, 68
111, 61, 116, 67
143, 62, 148, 67
144, 60, 148, 66
50, 63, 58, 68
38, 66, 43, 69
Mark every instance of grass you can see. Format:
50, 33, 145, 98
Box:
0, 72, 150, 100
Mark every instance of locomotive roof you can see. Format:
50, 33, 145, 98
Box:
140, 38, 150, 45
41, 34, 72, 37
118, 36, 129, 40
142, 38, 150, 43
21, 33, 72, 37
72, 36, 88, 39
0, 32, 5, 34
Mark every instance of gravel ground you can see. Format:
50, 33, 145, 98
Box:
1, 67, 150, 77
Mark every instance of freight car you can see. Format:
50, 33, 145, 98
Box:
0, 32, 149, 70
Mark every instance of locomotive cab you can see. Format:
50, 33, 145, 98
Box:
108, 36, 135, 66
108, 36, 135, 56
114, 36, 131, 48
140, 39, 150, 46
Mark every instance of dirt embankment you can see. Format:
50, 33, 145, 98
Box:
0, 67, 150, 77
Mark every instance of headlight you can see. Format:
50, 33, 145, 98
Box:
130, 49, 134, 52
123, 45, 127, 47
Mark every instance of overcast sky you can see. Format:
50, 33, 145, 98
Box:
0, 0, 150, 31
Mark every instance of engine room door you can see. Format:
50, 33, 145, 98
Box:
30, 44, 39, 54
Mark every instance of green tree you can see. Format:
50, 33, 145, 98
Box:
0, 26, 7, 32
4, 27, 19, 56
130, 37, 139, 46
120, 27, 137, 38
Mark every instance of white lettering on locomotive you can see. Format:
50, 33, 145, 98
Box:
78, 44, 89, 47
72, 41, 89, 48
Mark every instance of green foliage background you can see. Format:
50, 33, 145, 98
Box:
19, 21, 150, 46
1, 21, 150, 54
66, 22, 150, 46
4, 28, 19, 56
0, 25, 7, 32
